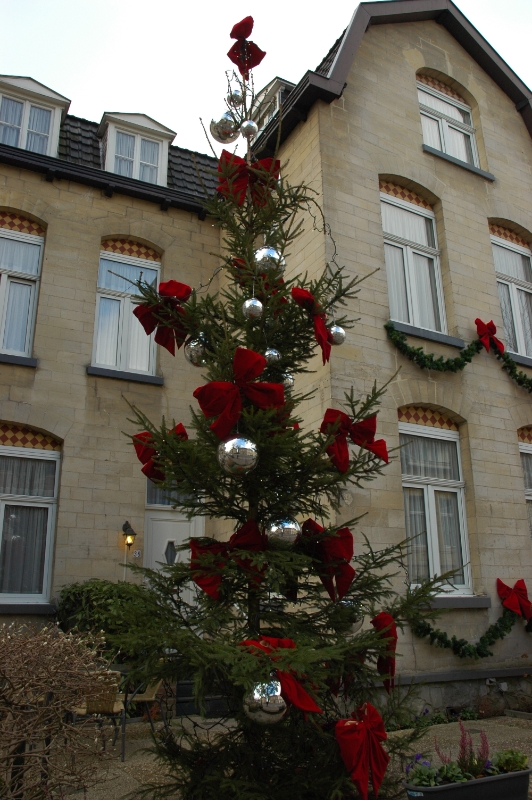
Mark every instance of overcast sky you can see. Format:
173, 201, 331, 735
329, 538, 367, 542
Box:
2, 0, 531, 155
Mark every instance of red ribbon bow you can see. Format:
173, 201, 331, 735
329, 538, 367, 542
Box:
227, 16, 266, 79
291, 287, 331, 365
300, 519, 356, 602
133, 281, 192, 356
370, 612, 397, 693
217, 150, 280, 207
193, 347, 285, 440
475, 318, 505, 354
497, 578, 532, 621
133, 423, 188, 482
320, 409, 389, 472
239, 636, 323, 714
190, 520, 267, 600
335, 703, 390, 800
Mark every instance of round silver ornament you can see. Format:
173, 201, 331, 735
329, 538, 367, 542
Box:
240, 119, 259, 140
217, 437, 258, 475
227, 87, 244, 107
264, 347, 281, 364
266, 518, 301, 544
283, 373, 294, 390
328, 323, 346, 346
243, 678, 287, 725
242, 297, 263, 320
210, 112, 240, 144
184, 336, 205, 367
254, 246, 286, 274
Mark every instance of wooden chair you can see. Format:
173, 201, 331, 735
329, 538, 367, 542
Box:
73, 675, 125, 752
117, 678, 169, 762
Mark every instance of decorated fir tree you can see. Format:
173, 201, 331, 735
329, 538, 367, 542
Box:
121, 17, 443, 800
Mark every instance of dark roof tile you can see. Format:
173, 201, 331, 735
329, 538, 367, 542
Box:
315, 30, 345, 77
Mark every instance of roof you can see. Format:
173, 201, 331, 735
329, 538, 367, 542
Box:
256, 0, 532, 156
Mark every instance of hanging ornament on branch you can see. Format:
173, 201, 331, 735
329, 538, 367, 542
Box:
210, 112, 240, 144
264, 347, 281, 364
184, 335, 206, 367
240, 119, 259, 141
266, 518, 301, 545
227, 16, 266, 80
227, 87, 244, 107
217, 437, 259, 475
243, 677, 287, 725
283, 373, 294, 390
328, 323, 346, 346
335, 703, 390, 800
254, 246, 285, 274
242, 297, 263, 320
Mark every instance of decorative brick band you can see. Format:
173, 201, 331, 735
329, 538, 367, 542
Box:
379, 181, 432, 211
417, 74, 464, 103
101, 238, 161, 262
489, 223, 530, 251
0, 211, 45, 237
0, 424, 61, 451
398, 405, 458, 431
518, 426, 532, 444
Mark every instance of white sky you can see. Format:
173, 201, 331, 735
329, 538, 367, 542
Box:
2, 0, 531, 155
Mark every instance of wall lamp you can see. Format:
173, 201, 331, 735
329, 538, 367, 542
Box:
122, 521, 137, 549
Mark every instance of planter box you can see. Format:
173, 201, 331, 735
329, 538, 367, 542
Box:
404, 768, 531, 800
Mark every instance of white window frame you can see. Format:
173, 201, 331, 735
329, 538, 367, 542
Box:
519, 442, 532, 539
92, 251, 159, 376
0, 91, 56, 156
492, 235, 532, 356
417, 82, 479, 168
0, 445, 60, 603
110, 127, 162, 184
399, 422, 472, 594
0, 228, 43, 357
381, 193, 447, 334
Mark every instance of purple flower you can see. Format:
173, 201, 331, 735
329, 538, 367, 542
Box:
415, 753, 422, 762
406, 764, 411, 775
485, 760, 492, 769
422, 760, 431, 767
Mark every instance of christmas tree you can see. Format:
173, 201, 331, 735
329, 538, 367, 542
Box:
123, 17, 442, 800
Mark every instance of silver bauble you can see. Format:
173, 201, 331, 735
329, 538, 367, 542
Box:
283, 373, 294, 390
240, 119, 259, 140
242, 297, 263, 320
184, 336, 205, 367
254, 246, 286, 274
210, 112, 240, 144
328, 323, 346, 346
217, 437, 258, 475
227, 88, 244, 107
243, 678, 287, 725
267, 518, 301, 544
264, 347, 281, 364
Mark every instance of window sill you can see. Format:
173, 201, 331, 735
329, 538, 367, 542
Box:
0, 353, 38, 367
86, 366, 164, 385
422, 145, 495, 181
389, 320, 465, 349
430, 595, 491, 609
0, 603, 56, 615
507, 352, 532, 369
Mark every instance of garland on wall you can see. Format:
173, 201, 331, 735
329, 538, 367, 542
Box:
385, 318, 532, 393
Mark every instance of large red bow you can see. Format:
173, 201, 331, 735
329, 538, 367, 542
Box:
320, 409, 389, 472
190, 521, 267, 600
217, 151, 280, 207
300, 519, 356, 602
227, 16, 266, 79
335, 703, 390, 800
475, 318, 505, 354
497, 578, 532, 621
133, 281, 192, 356
193, 347, 285, 440
240, 636, 322, 714
133, 423, 188, 482
291, 287, 331, 365
370, 612, 397, 693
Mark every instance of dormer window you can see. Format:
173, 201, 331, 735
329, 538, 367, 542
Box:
417, 77, 479, 168
98, 113, 175, 188
0, 76, 70, 158
114, 131, 160, 183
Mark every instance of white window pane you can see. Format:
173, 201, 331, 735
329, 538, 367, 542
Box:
418, 88, 464, 122
128, 301, 151, 372
492, 244, 532, 282
381, 202, 432, 247
384, 243, 409, 323
527, 501, 532, 540
116, 131, 135, 158
0, 236, 41, 275
411, 253, 441, 331
420, 113, 442, 150
404, 487, 430, 582
139, 162, 158, 184
400, 433, 460, 480
28, 106, 51, 135
0, 97, 22, 147
0, 456, 56, 497
140, 139, 159, 166
0, 505, 48, 594
26, 132, 49, 154
95, 297, 120, 366
446, 126, 473, 164
146, 478, 187, 506
98, 258, 157, 292
114, 156, 133, 177
3, 281, 32, 353
497, 281, 518, 352
521, 453, 532, 491
434, 491, 464, 583
518, 289, 532, 357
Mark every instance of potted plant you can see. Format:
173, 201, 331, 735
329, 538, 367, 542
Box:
404, 721, 531, 798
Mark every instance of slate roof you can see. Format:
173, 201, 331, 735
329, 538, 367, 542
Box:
58, 116, 101, 169
315, 30, 346, 77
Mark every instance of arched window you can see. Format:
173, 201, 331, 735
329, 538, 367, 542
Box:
491, 224, 532, 356
417, 75, 479, 168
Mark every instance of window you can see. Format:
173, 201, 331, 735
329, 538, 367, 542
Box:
92, 251, 159, 375
0, 445, 60, 602
519, 444, 532, 538
400, 423, 471, 593
418, 83, 478, 167
493, 237, 532, 356
0, 94, 52, 155
0, 227, 43, 356
113, 129, 160, 184
381, 195, 446, 333
146, 478, 186, 507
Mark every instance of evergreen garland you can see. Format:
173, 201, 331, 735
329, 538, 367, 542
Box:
497, 351, 532, 393
409, 607, 519, 660
384, 322, 484, 372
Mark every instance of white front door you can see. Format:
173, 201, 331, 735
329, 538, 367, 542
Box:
144, 509, 204, 603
